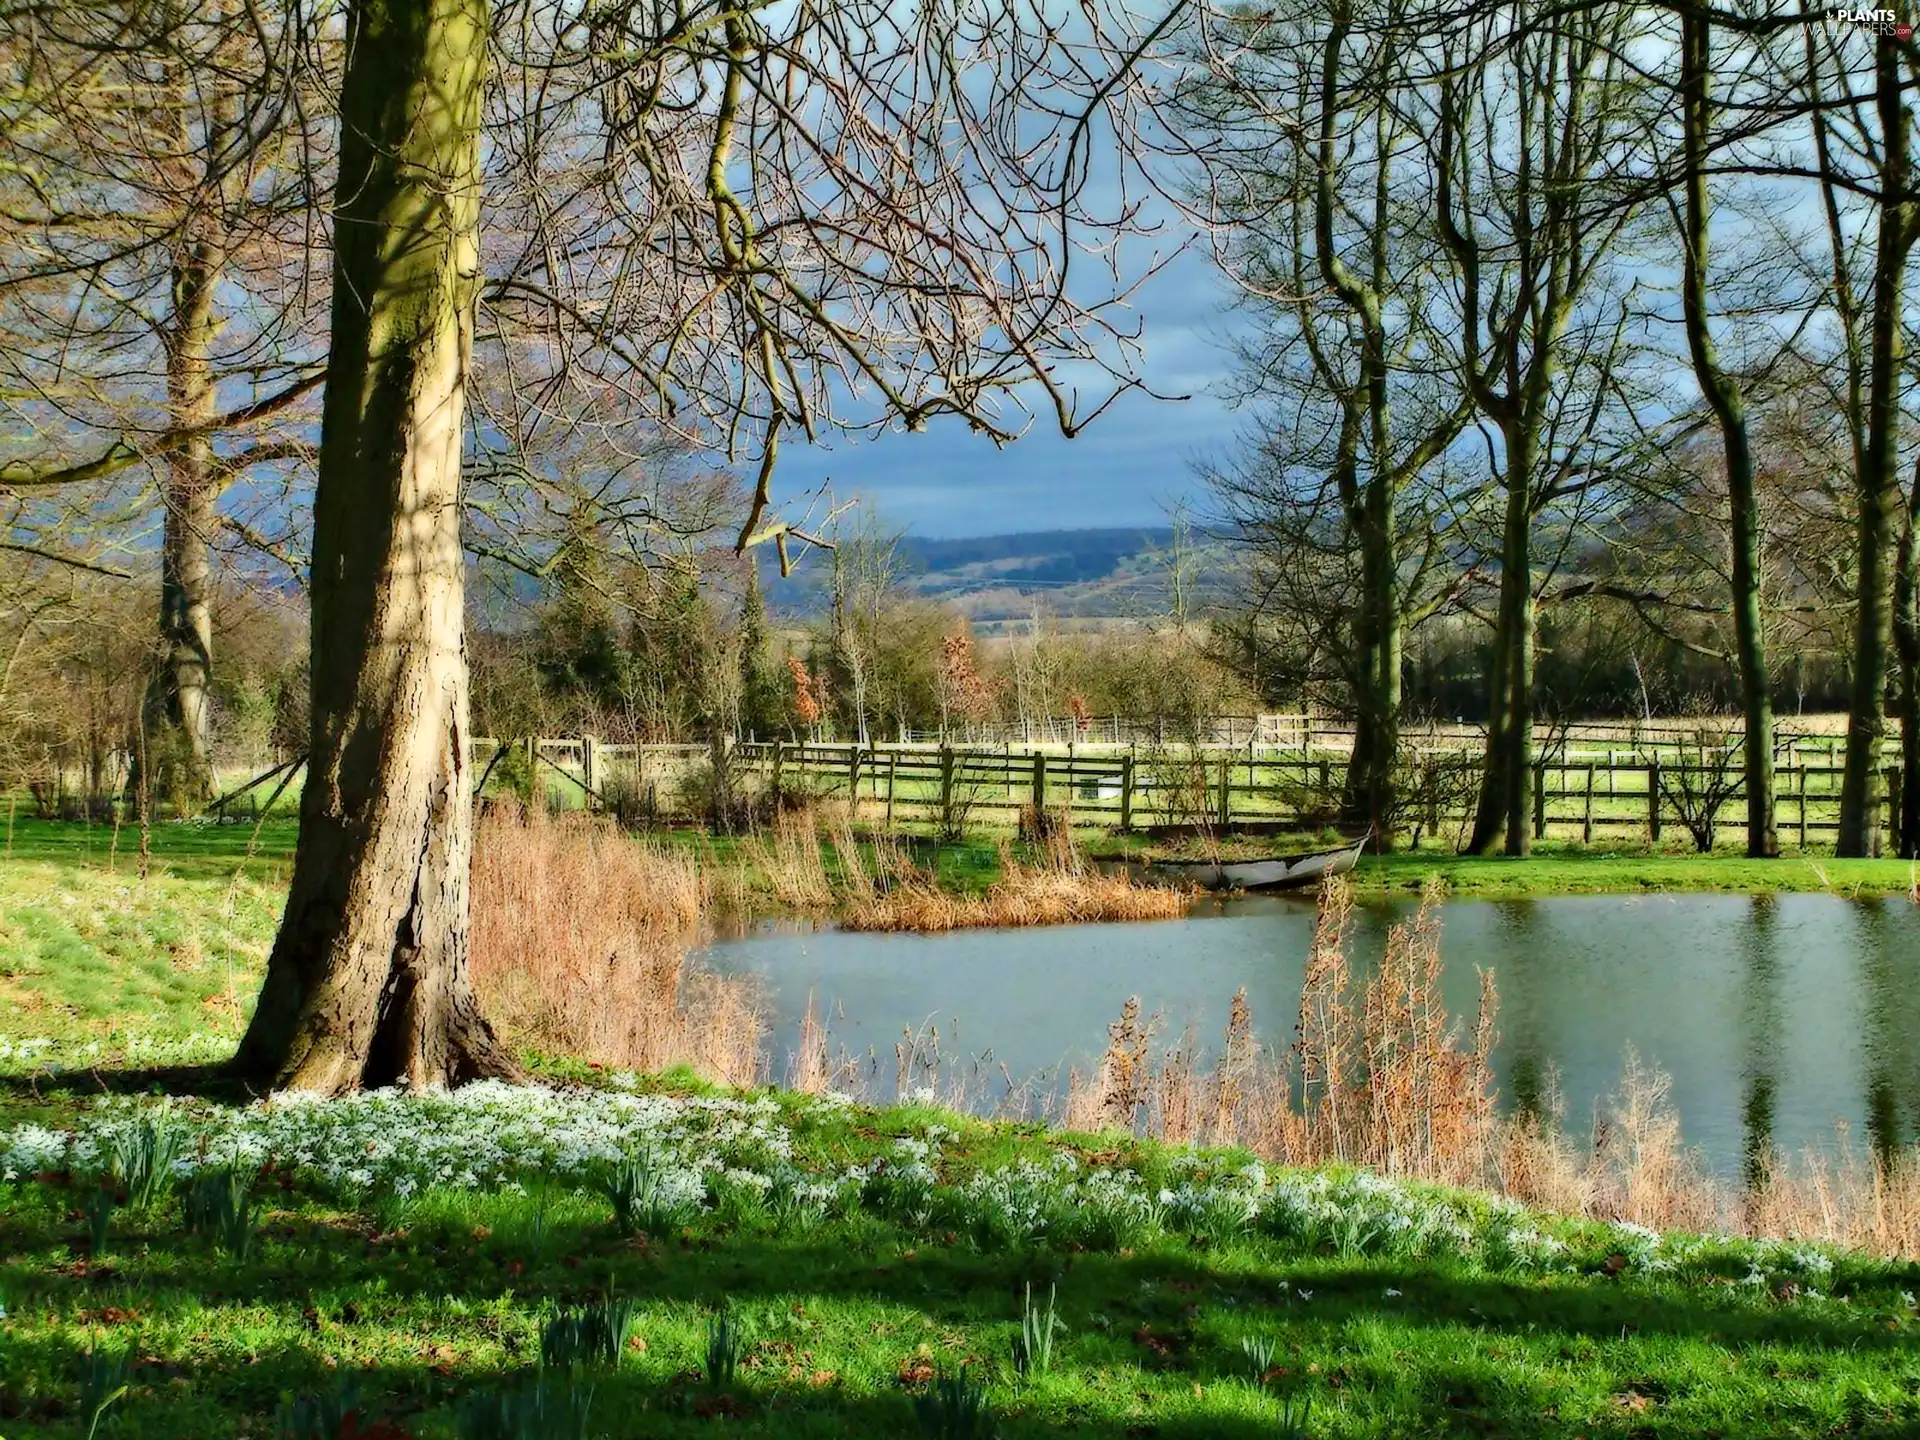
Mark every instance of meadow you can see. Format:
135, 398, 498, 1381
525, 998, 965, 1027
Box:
4, 810, 1920, 1437
6, 1057, 1920, 1438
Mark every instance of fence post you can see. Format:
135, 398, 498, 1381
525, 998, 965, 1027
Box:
939, 746, 956, 824
849, 745, 862, 806
1532, 761, 1547, 840
1218, 758, 1231, 828
771, 739, 784, 802
886, 752, 898, 827
1797, 758, 1808, 849
1031, 751, 1047, 813
1648, 759, 1662, 842
1119, 754, 1135, 831
581, 736, 598, 809
1583, 763, 1595, 844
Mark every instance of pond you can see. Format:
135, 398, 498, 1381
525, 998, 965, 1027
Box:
701, 893, 1920, 1175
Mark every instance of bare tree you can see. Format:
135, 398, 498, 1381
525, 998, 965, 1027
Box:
1797, 24, 1920, 856
235, 0, 1171, 1093
0, 1, 329, 801
1432, 2, 1648, 856
1180, 0, 1476, 845
1673, 6, 1778, 857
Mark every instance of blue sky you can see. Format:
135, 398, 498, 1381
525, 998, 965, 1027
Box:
776, 244, 1247, 539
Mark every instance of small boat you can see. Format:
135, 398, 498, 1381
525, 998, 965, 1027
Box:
1144, 832, 1369, 892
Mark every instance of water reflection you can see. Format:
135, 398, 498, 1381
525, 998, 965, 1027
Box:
701, 891, 1920, 1175
1737, 894, 1779, 1187
1492, 900, 1548, 1124
1853, 898, 1920, 1161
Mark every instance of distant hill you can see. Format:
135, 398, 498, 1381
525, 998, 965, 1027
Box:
761, 525, 1238, 622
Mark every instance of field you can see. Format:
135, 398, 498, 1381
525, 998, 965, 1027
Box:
5, 815, 1920, 1436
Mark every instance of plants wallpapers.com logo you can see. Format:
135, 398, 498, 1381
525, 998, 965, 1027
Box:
1830, 7, 1915, 37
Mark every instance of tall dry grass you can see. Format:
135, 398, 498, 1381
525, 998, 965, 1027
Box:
1066, 877, 1920, 1258
468, 804, 1920, 1256
470, 803, 764, 1086
844, 824, 1189, 933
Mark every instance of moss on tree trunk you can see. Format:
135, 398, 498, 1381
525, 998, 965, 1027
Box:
234, 0, 516, 1094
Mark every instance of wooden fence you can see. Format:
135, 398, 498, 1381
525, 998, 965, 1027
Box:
874, 712, 1879, 759
506, 736, 1906, 848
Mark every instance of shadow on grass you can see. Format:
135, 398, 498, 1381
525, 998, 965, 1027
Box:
0, 1330, 1346, 1440
10, 1204, 1913, 1360
0, 1062, 261, 1109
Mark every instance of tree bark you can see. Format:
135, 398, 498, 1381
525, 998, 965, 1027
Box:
1894, 456, 1919, 859
148, 231, 224, 806
1343, 494, 1401, 844
1838, 36, 1915, 858
234, 0, 517, 1094
1470, 435, 1534, 857
1678, 10, 1775, 858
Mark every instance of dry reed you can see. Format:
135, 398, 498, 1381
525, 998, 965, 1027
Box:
843, 826, 1189, 933
1065, 876, 1920, 1258
470, 802, 764, 1086
474, 805, 1920, 1256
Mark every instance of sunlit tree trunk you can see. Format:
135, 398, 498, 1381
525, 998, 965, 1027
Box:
235, 0, 517, 1093
147, 230, 224, 805
1838, 37, 1915, 858
1468, 427, 1536, 857
1679, 10, 1775, 858
1894, 458, 1919, 859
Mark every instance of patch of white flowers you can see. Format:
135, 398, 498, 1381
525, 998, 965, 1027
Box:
0, 1071, 1861, 1293
2, 1080, 791, 1199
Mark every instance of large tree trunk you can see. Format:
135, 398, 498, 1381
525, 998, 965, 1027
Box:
1894, 459, 1919, 859
151, 236, 222, 805
234, 0, 516, 1095
1838, 37, 1914, 858
1679, 11, 1775, 859
1469, 438, 1533, 856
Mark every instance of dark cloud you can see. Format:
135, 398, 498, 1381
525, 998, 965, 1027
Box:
779, 248, 1246, 537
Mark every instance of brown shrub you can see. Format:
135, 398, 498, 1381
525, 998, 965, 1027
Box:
470, 802, 763, 1085
844, 827, 1188, 933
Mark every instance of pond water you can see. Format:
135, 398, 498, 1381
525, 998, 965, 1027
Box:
700, 893, 1920, 1174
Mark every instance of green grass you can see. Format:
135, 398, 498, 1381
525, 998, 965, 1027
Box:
1351, 847, 1920, 899
0, 860, 280, 1050
2, 1080, 1918, 1439
3, 819, 1920, 1436
0, 813, 297, 880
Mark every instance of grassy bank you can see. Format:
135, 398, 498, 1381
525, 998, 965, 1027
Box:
1351, 848, 1920, 899
7, 807, 1917, 905
3, 1073, 1919, 1439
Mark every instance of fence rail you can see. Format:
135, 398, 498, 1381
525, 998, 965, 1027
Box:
499, 735, 1907, 849
18, 727, 1900, 849
880, 712, 1885, 759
